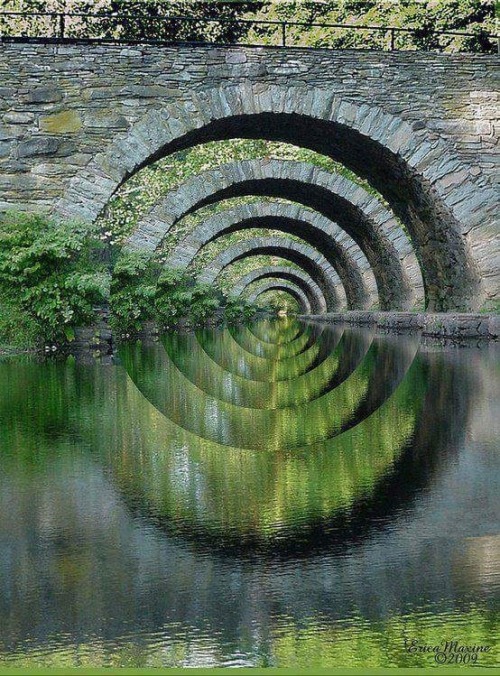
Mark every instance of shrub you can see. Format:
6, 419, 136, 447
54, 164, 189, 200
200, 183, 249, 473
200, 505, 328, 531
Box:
224, 298, 260, 323
0, 212, 109, 345
109, 251, 159, 332
155, 268, 223, 325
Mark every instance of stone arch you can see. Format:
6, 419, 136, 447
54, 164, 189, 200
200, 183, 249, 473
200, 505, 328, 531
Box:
196, 236, 347, 311
232, 265, 327, 314
167, 200, 390, 310
246, 282, 311, 314
54, 84, 497, 311
126, 160, 419, 311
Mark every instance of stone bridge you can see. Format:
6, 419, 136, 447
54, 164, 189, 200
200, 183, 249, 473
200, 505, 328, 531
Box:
196, 235, 346, 311
0, 41, 498, 312
232, 265, 327, 314
245, 281, 311, 314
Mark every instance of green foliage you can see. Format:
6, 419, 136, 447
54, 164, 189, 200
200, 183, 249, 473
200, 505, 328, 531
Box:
110, 254, 245, 332
224, 297, 260, 323
2, 0, 494, 51
255, 290, 301, 315
109, 251, 159, 333
0, 212, 109, 346
101, 140, 376, 245
245, 1, 497, 53
1, 1, 262, 43
155, 268, 223, 325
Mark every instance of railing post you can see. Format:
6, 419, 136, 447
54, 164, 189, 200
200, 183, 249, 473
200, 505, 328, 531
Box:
59, 12, 65, 39
389, 27, 395, 50
281, 21, 286, 47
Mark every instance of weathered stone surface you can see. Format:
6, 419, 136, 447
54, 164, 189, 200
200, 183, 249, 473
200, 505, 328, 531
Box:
225, 51, 247, 64
40, 110, 82, 133
142, 160, 417, 312
4, 112, 34, 124
303, 311, 499, 340
16, 137, 60, 157
196, 235, 345, 311
0, 42, 497, 311
232, 265, 326, 314
246, 280, 311, 313
25, 87, 63, 103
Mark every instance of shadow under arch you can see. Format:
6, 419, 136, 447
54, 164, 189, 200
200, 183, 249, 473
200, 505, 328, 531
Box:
232, 264, 328, 315
168, 201, 383, 310
245, 281, 310, 313
131, 160, 414, 311
195, 234, 346, 311
55, 88, 492, 310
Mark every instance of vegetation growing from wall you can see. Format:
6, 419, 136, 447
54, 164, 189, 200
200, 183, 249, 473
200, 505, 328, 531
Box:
217, 256, 301, 295
2, 2, 494, 343
96, 138, 384, 312
99, 139, 377, 245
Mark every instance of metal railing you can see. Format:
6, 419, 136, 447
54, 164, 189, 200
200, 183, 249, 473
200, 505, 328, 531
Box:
0, 11, 498, 52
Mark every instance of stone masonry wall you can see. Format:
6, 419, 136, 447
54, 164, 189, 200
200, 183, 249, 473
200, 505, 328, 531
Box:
0, 42, 497, 213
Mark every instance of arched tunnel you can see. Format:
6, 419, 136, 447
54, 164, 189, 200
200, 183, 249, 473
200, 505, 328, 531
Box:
49, 84, 497, 316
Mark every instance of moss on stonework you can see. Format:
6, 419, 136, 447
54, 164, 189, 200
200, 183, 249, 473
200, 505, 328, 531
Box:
40, 110, 82, 134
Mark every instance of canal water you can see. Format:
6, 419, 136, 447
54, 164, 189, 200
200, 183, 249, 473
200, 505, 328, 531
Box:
0, 319, 498, 668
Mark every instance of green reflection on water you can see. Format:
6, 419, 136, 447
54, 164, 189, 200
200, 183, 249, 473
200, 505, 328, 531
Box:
0, 320, 497, 669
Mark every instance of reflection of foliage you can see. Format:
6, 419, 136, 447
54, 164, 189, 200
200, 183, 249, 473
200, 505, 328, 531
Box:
270, 606, 499, 668
0, 213, 108, 346
0, 604, 497, 667
162, 328, 341, 409
109, 340, 426, 538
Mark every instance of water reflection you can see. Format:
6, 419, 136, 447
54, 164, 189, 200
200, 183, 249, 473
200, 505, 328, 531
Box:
0, 319, 498, 668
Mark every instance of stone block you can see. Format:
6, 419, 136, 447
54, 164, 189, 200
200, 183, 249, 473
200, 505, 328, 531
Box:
225, 52, 247, 64
16, 137, 60, 157
26, 88, 63, 103
40, 110, 82, 133
4, 112, 35, 124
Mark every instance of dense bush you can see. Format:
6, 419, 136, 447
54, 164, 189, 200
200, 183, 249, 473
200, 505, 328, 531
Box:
109, 251, 259, 334
0, 213, 267, 349
155, 268, 223, 326
224, 298, 260, 323
0, 212, 109, 347
109, 251, 159, 333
